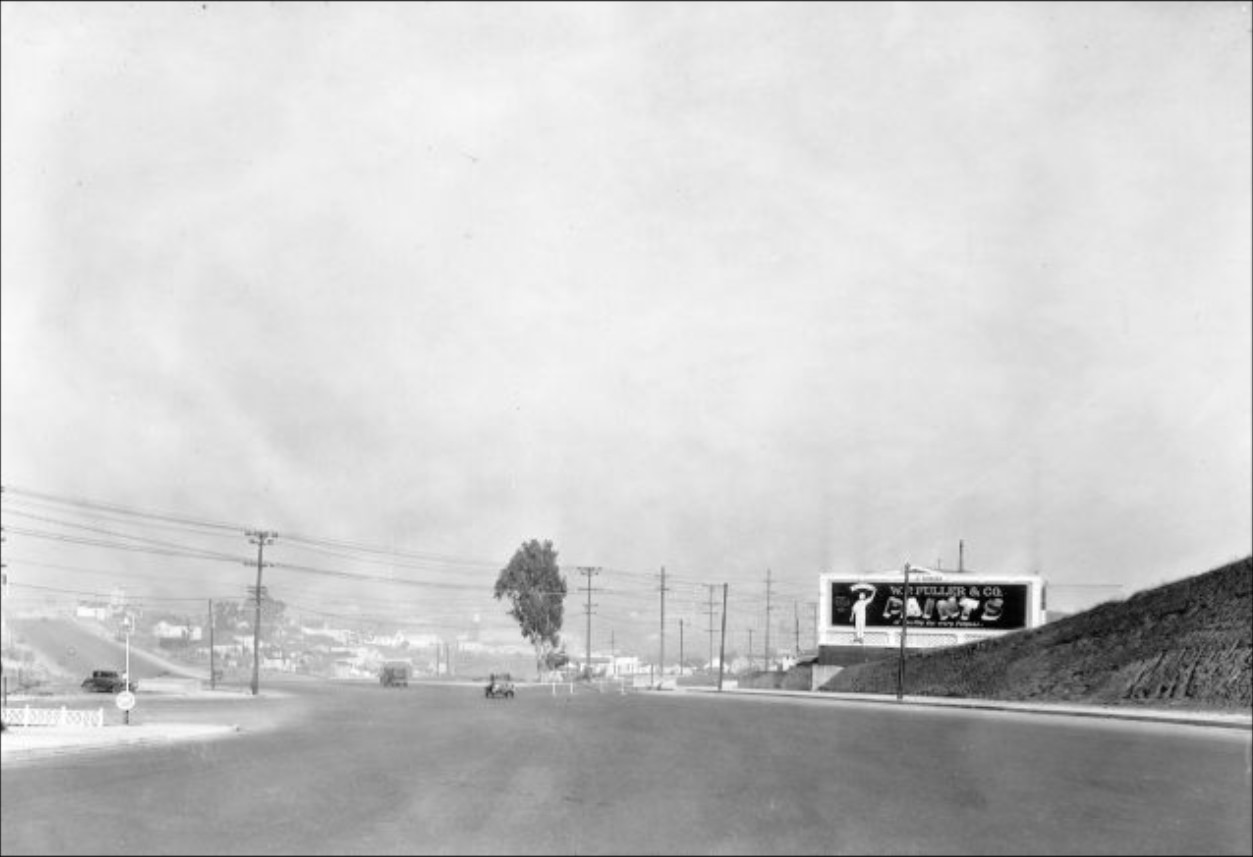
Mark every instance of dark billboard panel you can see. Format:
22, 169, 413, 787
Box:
830, 580, 1030, 631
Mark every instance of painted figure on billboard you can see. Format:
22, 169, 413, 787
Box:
851, 591, 870, 640
849, 583, 876, 641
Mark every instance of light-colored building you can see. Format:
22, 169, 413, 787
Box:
75, 603, 110, 621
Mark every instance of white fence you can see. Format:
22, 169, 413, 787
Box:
2, 705, 105, 728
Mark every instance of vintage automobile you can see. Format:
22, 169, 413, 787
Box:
81, 670, 137, 693
379, 663, 410, 688
484, 672, 515, 699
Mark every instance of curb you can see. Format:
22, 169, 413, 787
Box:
677, 686, 1253, 731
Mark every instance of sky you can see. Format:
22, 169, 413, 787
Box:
2, 1, 1251, 655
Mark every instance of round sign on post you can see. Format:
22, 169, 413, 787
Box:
116, 690, 136, 711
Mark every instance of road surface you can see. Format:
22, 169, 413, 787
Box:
2, 678, 1249, 855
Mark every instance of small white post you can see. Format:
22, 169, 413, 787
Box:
60, 705, 67, 726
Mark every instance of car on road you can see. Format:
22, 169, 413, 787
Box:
81, 670, 137, 693
485, 672, 515, 699
379, 663, 410, 688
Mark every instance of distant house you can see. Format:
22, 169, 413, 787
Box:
402, 632, 442, 648
152, 620, 189, 639
366, 630, 409, 648
75, 603, 110, 621
153, 621, 194, 649
609, 655, 640, 675
300, 625, 354, 645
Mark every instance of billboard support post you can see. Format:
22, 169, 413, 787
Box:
896, 562, 910, 702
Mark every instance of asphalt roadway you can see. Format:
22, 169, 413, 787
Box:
2, 677, 1250, 856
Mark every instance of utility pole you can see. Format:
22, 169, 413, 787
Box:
959, 540, 965, 572
658, 566, 668, 686
578, 567, 600, 679
706, 584, 718, 671
1, 524, 7, 711
679, 619, 684, 677
717, 583, 728, 691
122, 613, 133, 724
793, 600, 800, 655
748, 628, 754, 671
764, 568, 773, 671
610, 629, 615, 676
897, 562, 911, 701
245, 529, 277, 696
1, 523, 8, 660
208, 599, 216, 691
808, 602, 818, 649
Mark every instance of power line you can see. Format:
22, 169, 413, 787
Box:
2, 509, 249, 560
1, 485, 242, 533
2, 484, 504, 571
1, 525, 248, 563
7, 581, 235, 602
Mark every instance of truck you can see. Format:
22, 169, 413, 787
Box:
379, 663, 410, 688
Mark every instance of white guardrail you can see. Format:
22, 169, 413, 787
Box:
2, 706, 105, 728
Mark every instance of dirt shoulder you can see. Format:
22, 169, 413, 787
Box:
1, 686, 297, 766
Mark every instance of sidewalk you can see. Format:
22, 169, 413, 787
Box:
0, 687, 292, 766
0, 722, 240, 766
679, 685, 1253, 730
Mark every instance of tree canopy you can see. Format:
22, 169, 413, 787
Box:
212, 597, 287, 642
494, 539, 567, 676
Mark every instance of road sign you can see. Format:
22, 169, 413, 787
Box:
115, 690, 136, 711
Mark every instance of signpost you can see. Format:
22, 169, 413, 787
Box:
897, 563, 910, 701
116, 689, 136, 725
121, 615, 134, 723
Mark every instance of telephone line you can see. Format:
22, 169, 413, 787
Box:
2, 509, 251, 559
1, 485, 242, 532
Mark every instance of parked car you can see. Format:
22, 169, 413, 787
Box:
485, 672, 515, 699
81, 670, 137, 693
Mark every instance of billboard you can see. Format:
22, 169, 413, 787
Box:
830, 579, 1031, 632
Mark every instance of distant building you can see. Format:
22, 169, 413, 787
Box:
75, 603, 110, 621
300, 625, 354, 645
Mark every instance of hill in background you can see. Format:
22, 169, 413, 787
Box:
820, 555, 1252, 711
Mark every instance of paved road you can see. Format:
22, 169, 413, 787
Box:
2, 678, 1249, 855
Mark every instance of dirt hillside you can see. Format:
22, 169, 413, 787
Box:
821, 555, 1252, 711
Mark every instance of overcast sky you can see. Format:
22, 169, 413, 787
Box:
2, 2, 1250, 650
